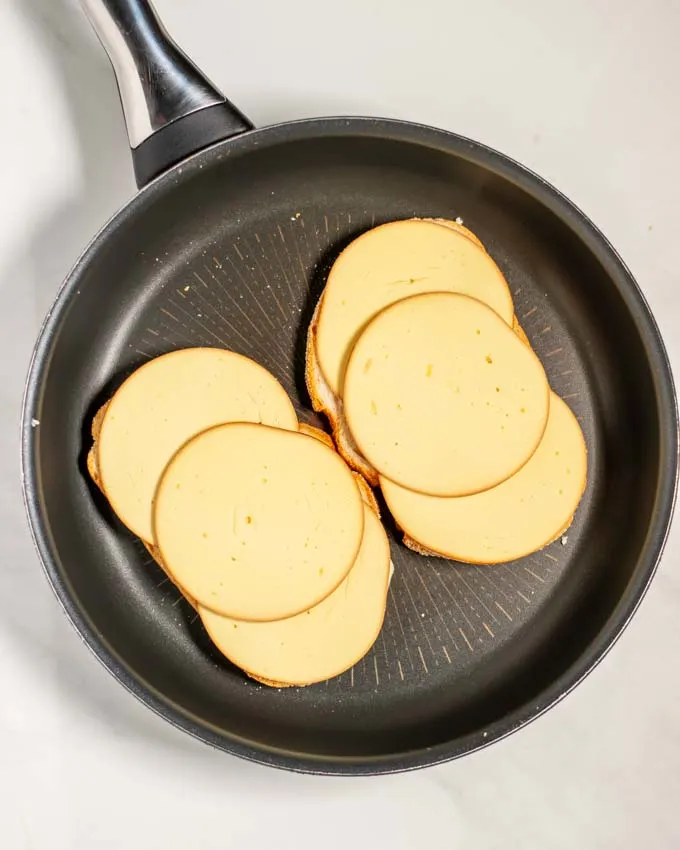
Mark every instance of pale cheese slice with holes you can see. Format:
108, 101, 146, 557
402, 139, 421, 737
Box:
199, 503, 390, 686
381, 393, 587, 563
343, 292, 550, 496
315, 218, 514, 395
96, 347, 298, 543
153, 423, 364, 622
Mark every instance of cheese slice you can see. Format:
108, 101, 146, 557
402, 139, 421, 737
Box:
153, 423, 364, 621
315, 219, 514, 394
199, 503, 390, 686
96, 347, 298, 543
381, 392, 587, 563
343, 292, 550, 496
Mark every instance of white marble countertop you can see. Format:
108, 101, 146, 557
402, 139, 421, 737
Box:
1, 1, 679, 847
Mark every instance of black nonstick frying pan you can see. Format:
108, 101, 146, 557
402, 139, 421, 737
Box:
21, 0, 678, 775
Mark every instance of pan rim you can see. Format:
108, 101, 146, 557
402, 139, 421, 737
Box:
20, 115, 679, 775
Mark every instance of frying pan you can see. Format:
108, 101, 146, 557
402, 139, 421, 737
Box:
21, 0, 678, 775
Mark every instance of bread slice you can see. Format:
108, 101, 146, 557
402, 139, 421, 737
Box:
89, 385, 339, 610
199, 501, 390, 687
343, 291, 550, 496
307, 302, 533, 490
297, 421, 334, 449
90, 393, 390, 688
314, 218, 515, 397
153, 423, 365, 621
419, 217, 485, 249
96, 348, 298, 544
381, 392, 587, 563
306, 219, 531, 486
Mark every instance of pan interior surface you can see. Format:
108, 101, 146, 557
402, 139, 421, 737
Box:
26, 123, 674, 770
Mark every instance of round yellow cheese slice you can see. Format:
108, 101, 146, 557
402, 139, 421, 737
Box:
153, 423, 364, 621
96, 348, 298, 543
315, 219, 513, 394
199, 503, 390, 686
343, 292, 550, 496
381, 393, 587, 563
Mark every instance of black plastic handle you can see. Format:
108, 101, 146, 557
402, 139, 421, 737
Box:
80, 0, 253, 187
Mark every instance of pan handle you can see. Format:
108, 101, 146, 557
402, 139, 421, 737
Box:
80, 0, 253, 187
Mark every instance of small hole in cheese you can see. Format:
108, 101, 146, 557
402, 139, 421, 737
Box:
486, 355, 493, 364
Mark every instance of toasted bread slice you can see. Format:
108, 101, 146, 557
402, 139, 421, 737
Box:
89, 396, 339, 613
306, 219, 531, 486
344, 292, 550, 496
297, 421, 334, 449
199, 501, 390, 687
381, 393, 587, 563
96, 348, 298, 543
315, 218, 514, 396
90, 396, 390, 688
419, 217, 485, 249
307, 307, 532, 484
153, 423, 365, 621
